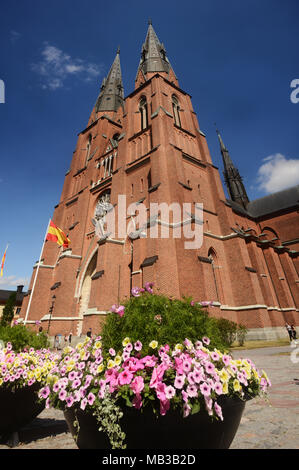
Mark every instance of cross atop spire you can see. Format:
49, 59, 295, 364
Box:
95, 49, 124, 113
216, 127, 249, 208
136, 21, 175, 80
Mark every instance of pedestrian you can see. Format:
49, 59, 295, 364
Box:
291, 325, 297, 341
64, 334, 68, 345
285, 323, 293, 342
86, 328, 92, 338
68, 332, 72, 344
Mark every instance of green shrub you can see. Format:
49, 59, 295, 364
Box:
101, 291, 228, 354
213, 318, 238, 348
0, 292, 16, 327
236, 324, 248, 346
0, 324, 49, 351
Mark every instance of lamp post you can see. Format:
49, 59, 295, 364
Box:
47, 295, 56, 334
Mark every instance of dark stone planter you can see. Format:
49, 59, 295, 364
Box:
64, 396, 246, 449
0, 384, 45, 440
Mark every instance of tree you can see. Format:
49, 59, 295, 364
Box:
1, 292, 17, 326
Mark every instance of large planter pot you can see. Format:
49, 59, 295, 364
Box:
0, 384, 45, 439
64, 396, 246, 449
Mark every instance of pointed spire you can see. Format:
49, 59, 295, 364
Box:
95, 49, 124, 113
216, 127, 249, 208
136, 21, 174, 79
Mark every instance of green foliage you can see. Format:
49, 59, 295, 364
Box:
216, 318, 247, 348
0, 292, 17, 326
216, 318, 238, 347
101, 292, 227, 354
0, 324, 49, 351
236, 324, 248, 346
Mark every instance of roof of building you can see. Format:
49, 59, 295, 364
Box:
0, 287, 26, 305
227, 184, 299, 219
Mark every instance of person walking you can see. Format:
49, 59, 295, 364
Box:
285, 323, 293, 342
68, 332, 72, 344
291, 325, 297, 342
86, 328, 92, 339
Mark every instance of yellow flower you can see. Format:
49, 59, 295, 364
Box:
107, 359, 115, 369
122, 337, 131, 347
76, 342, 83, 350
175, 344, 183, 352
0, 378, 3, 386
114, 355, 122, 366
94, 341, 102, 349
219, 369, 229, 383
233, 379, 242, 392
97, 364, 104, 374
149, 340, 158, 349
222, 381, 228, 394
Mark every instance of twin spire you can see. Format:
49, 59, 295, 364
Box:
95, 21, 174, 113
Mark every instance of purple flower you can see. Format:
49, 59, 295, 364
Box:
214, 402, 223, 421
66, 395, 74, 408
134, 341, 142, 352
40, 386, 50, 399
144, 282, 154, 294
131, 287, 142, 297
200, 382, 211, 397
59, 389, 67, 401
202, 336, 210, 346
87, 392, 96, 406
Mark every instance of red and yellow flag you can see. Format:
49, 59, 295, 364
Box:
46, 221, 70, 248
0, 245, 8, 277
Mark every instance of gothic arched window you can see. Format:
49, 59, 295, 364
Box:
172, 95, 181, 128
139, 96, 148, 131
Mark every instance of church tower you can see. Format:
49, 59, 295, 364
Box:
20, 22, 299, 340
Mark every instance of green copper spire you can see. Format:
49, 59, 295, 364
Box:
136, 22, 174, 78
95, 49, 124, 113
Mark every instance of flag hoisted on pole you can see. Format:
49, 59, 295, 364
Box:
24, 219, 70, 325
0, 244, 9, 277
46, 220, 71, 248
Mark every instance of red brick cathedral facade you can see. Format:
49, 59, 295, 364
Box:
20, 23, 299, 340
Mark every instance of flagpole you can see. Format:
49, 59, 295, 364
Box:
24, 218, 51, 325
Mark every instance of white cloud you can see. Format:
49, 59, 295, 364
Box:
256, 153, 299, 194
0, 276, 29, 289
10, 30, 21, 43
32, 43, 102, 90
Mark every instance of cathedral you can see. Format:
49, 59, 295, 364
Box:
20, 22, 299, 341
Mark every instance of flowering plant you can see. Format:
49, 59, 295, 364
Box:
0, 342, 58, 391
40, 335, 271, 449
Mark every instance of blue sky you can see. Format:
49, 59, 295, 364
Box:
0, 0, 298, 291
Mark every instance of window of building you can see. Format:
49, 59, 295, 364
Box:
139, 96, 148, 130
172, 95, 181, 128
85, 134, 92, 164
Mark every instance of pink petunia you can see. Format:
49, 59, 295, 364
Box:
87, 392, 96, 406
130, 375, 144, 395
118, 369, 133, 386
66, 395, 74, 408
200, 382, 211, 397
165, 385, 176, 400
174, 374, 186, 389
202, 336, 210, 346
134, 341, 142, 352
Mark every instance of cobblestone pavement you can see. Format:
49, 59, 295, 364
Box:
0, 344, 298, 450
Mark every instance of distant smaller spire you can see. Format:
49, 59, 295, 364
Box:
216, 127, 249, 208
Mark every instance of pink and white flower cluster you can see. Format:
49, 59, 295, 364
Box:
0, 343, 58, 389
40, 336, 271, 422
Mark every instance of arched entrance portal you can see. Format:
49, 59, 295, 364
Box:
77, 251, 97, 336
